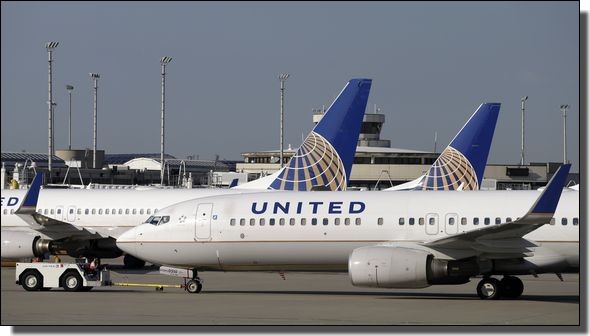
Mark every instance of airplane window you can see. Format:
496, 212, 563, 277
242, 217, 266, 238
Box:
147, 209, 151, 215
573, 218, 579, 226
77, 209, 82, 215
311, 218, 317, 226
240, 218, 246, 226
125, 209, 130, 215
429, 218, 435, 225
51, 209, 55, 215
301, 218, 306, 226
355, 218, 361, 225
85, 209, 89, 215
484, 217, 490, 225
250, 218, 256, 226
335, 218, 340, 226
161, 216, 170, 224
150, 216, 162, 225
91, 209, 95, 215
269, 218, 275, 226
461, 217, 467, 225
10, 209, 15, 215
561, 218, 567, 225
409, 218, 415, 225
2, 209, 6, 215
140, 209, 144, 215
44, 209, 49, 215
69, 209, 74, 214
495, 217, 501, 224
105, 209, 110, 215
260, 218, 265, 226
378, 218, 384, 225
506, 217, 512, 222
119, 209, 123, 215
57, 209, 62, 215
419, 218, 424, 225
399, 218, 404, 225
230, 218, 236, 226
550, 218, 555, 225
323, 218, 329, 226
448, 217, 455, 225
98, 209, 103, 215
280, 218, 285, 226
344, 218, 350, 226
132, 209, 137, 215
289, 218, 295, 226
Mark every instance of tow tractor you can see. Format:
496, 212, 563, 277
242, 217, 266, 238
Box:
16, 259, 111, 292
15, 260, 200, 293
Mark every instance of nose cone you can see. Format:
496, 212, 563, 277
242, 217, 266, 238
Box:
116, 226, 139, 257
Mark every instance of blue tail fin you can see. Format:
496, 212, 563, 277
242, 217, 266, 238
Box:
418, 102, 501, 190
269, 79, 372, 191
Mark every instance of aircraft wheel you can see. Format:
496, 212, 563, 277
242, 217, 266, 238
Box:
62, 271, 83, 292
21, 270, 43, 291
186, 279, 203, 294
500, 276, 524, 299
477, 277, 502, 300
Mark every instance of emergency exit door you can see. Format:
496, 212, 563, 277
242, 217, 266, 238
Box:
194, 203, 213, 240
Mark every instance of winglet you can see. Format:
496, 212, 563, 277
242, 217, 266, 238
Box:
528, 164, 571, 215
229, 178, 239, 188
16, 172, 43, 214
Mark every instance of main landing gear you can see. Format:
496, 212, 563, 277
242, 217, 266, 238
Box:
476, 276, 524, 300
185, 269, 203, 294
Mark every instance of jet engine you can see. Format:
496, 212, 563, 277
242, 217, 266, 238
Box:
1, 231, 50, 259
348, 246, 478, 288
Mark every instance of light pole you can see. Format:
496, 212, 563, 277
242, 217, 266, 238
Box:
278, 74, 290, 168
520, 96, 528, 166
66, 85, 74, 150
160, 56, 172, 186
560, 104, 569, 164
90, 73, 100, 169
46, 41, 59, 173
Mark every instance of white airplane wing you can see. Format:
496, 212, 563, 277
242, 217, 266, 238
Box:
423, 164, 571, 259
15, 173, 103, 240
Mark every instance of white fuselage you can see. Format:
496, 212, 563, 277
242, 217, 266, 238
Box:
1, 188, 259, 239
116, 190, 579, 272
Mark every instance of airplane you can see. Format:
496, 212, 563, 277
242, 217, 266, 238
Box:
115, 164, 578, 299
385, 102, 500, 191
1, 78, 373, 267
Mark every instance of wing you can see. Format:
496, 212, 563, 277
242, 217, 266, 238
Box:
423, 164, 572, 259
15, 172, 103, 240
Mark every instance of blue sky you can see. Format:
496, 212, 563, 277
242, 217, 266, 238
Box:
1, 2, 581, 172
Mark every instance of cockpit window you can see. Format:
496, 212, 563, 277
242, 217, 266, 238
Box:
149, 216, 162, 225
161, 216, 170, 224
145, 216, 154, 224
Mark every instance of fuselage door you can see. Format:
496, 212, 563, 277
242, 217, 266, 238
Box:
66, 206, 77, 222
425, 213, 439, 235
194, 203, 213, 241
445, 213, 458, 235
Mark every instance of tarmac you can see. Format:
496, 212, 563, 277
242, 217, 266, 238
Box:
0, 257, 581, 327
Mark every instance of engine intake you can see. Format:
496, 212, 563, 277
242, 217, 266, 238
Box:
348, 246, 478, 288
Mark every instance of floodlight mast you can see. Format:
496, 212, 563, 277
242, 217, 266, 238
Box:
90, 73, 100, 169
46, 41, 59, 174
160, 56, 172, 186
66, 85, 74, 150
560, 104, 569, 164
520, 96, 528, 166
278, 73, 290, 168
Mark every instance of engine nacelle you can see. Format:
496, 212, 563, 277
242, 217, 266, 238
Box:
1, 231, 50, 259
348, 246, 477, 289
